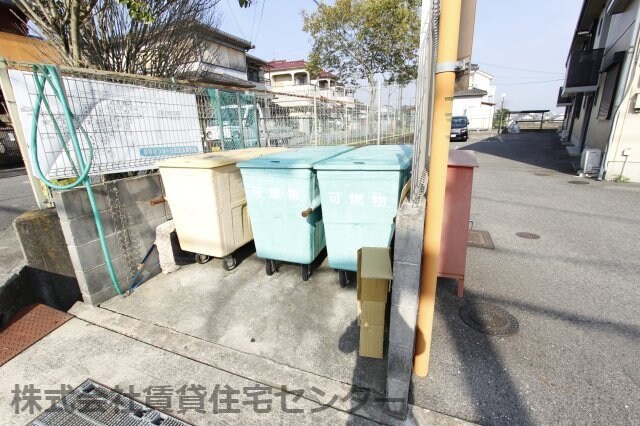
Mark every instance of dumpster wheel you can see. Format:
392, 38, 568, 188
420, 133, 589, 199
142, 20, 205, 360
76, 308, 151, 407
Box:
195, 254, 212, 264
339, 270, 349, 288
301, 264, 311, 281
222, 255, 237, 271
265, 259, 276, 276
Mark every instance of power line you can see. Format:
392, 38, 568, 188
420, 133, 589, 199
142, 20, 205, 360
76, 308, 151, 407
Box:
497, 78, 565, 86
249, 0, 258, 42
224, 0, 248, 40
478, 62, 565, 75
252, 0, 267, 42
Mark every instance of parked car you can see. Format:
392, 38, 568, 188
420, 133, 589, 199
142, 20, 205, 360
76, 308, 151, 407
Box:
450, 116, 469, 141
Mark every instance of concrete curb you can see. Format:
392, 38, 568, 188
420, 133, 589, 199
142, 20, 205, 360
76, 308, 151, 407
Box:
70, 302, 473, 426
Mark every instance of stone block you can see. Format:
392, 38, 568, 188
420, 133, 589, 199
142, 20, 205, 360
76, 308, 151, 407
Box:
13, 208, 74, 277
390, 261, 421, 308
59, 210, 116, 247
385, 377, 410, 418
75, 255, 129, 297
388, 303, 418, 350
387, 345, 413, 385
53, 185, 109, 219
124, 200, 168, 227
393, 198, 426, 265
114, 173, 164, 206
67, 233, 121, 272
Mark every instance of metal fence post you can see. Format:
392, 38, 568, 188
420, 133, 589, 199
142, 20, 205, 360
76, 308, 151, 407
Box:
236, 92, 245, 149
365, 105, 370, 143
377, 80, 382, 144
344, 101, 348, 145
313, 86, 318, 146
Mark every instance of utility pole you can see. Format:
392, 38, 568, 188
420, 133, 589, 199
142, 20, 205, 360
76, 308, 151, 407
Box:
498, 93, 506, 134
414, 0, 463, 378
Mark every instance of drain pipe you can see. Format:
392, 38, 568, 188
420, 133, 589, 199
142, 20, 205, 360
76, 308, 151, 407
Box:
414, 0, 462, 377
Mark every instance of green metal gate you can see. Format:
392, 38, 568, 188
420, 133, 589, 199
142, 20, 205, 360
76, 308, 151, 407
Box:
205, 89, 260, 150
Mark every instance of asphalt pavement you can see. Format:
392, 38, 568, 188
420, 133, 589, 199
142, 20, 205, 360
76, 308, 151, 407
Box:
0, 167, 35, 233
411, 131, 640, 425
0, 167, 35, 282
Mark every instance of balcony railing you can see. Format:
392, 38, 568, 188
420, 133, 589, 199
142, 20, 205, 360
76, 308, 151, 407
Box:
248, 76, 271, 85
563, 48, 604, 94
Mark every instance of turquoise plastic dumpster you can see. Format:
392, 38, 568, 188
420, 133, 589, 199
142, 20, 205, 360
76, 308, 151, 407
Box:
238, 146, 354, 280
314, 145, 413, 286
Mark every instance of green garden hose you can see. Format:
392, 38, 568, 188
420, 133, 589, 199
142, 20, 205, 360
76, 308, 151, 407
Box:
30, 65, 123, 295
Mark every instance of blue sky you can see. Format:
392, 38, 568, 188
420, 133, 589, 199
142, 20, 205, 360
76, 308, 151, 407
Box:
218, 0, 583, 112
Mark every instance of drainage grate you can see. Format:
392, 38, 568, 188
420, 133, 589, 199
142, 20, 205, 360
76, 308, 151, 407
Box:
30, 379, 191, 426
459, 303, 519, 336
0, 304, 72, 367
516, 232, 540, 240
533, 172, 552, 176
468, 230, 495, 249
568, 180, 590, 185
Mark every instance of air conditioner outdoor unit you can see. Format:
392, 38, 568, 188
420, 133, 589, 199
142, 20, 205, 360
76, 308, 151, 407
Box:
581, 148, 601, 173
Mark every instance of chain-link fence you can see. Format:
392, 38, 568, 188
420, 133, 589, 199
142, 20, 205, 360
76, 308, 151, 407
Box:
3, 61, 416, 180
256, 82, 416, 148
0, 127, 22, 165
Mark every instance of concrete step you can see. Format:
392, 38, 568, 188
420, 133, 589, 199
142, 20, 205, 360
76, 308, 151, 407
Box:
69, 302, 472, 426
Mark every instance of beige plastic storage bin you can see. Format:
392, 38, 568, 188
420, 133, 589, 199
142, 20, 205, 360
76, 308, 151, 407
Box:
157, 147, 287, 270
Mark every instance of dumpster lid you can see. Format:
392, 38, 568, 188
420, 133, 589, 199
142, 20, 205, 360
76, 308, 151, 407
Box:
156, 147, 287, 169
237, 146, 354, 169
313, 145, 413, 171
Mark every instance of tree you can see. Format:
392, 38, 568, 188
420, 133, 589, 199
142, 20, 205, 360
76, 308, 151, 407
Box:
494, 108, 510, 129
302, 0, 420, 96
13, 0, 221, 78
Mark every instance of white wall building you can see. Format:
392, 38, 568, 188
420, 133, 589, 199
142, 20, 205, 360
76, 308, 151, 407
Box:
562, 0, 640, 182
452, 65, 496, 130
266, 60, 356, 106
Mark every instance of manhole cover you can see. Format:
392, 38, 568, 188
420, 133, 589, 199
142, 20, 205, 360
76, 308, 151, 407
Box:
516, 232, 540, 239
568, 180, 590, 185
533, 172, 552, 176
459, 303, 519, 336
468, 230, 495, 249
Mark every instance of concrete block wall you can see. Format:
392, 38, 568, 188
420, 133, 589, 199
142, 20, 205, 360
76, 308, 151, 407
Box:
54, 174, 171, 305
386, 197, 426, 418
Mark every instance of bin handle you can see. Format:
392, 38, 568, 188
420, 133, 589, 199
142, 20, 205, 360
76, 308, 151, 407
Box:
301, 196, 321, 218
150, 196, 166, 206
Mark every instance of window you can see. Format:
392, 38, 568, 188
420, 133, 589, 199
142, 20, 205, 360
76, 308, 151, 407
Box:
598, 52, 625, 119
247, 67, 260, 83
574, 93, 583, 119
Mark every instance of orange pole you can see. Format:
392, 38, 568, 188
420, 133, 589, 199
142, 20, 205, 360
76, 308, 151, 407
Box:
414, 0, 462, 377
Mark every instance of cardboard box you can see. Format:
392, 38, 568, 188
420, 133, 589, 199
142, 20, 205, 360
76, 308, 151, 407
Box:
359, 324, 385, 358
357, 247, 392, 308
357, 247, 392, 359
360, 301, 387, 327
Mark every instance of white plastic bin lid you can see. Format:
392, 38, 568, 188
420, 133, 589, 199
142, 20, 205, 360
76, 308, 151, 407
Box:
156, 147, 287, 169
236, 146, 354, 169
314, 144, 413, 171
